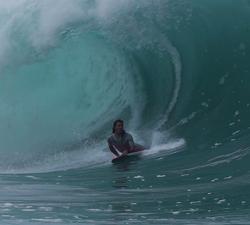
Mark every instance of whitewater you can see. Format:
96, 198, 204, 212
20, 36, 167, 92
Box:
0, 0, 250, 224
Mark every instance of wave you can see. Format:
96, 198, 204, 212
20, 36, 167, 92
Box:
0, 0, 250, 174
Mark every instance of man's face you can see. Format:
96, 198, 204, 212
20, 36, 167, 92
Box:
114, 122, 124, 134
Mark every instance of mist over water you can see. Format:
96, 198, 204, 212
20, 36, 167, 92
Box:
0, 0, 250, 224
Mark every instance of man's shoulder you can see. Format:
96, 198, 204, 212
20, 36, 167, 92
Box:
124, 132, 133, 138
107, 134, 113, 141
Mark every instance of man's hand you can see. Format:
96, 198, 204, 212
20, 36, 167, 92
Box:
122, 150, 128, 156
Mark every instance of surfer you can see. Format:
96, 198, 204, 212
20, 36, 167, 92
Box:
107, 119, 136, 157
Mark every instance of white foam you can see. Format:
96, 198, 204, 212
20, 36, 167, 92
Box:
31, 218, 63, 222
0, 1, 88, 65
143, 138, 186, 157
31, 1, 86, 48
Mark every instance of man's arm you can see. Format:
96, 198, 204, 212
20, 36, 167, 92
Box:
109, 146, 120, 157
128, 133, 135, 152
107, 136, 119, 157
122, 134, 135, 156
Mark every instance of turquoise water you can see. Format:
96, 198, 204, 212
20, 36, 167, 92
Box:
1, 0, 250, 224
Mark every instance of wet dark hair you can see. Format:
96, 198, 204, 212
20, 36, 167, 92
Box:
112, 119, 124, 133
112, 119, 126, 142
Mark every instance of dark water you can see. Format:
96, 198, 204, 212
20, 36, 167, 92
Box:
0, 0, 250, 224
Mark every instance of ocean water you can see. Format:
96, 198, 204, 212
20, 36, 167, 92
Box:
0, 0, 250, 224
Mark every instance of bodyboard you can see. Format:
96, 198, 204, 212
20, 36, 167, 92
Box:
111, 149, 145, 164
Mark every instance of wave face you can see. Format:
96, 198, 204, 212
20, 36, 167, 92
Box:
1, 0, 250, 224
0, 0, 184, 168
